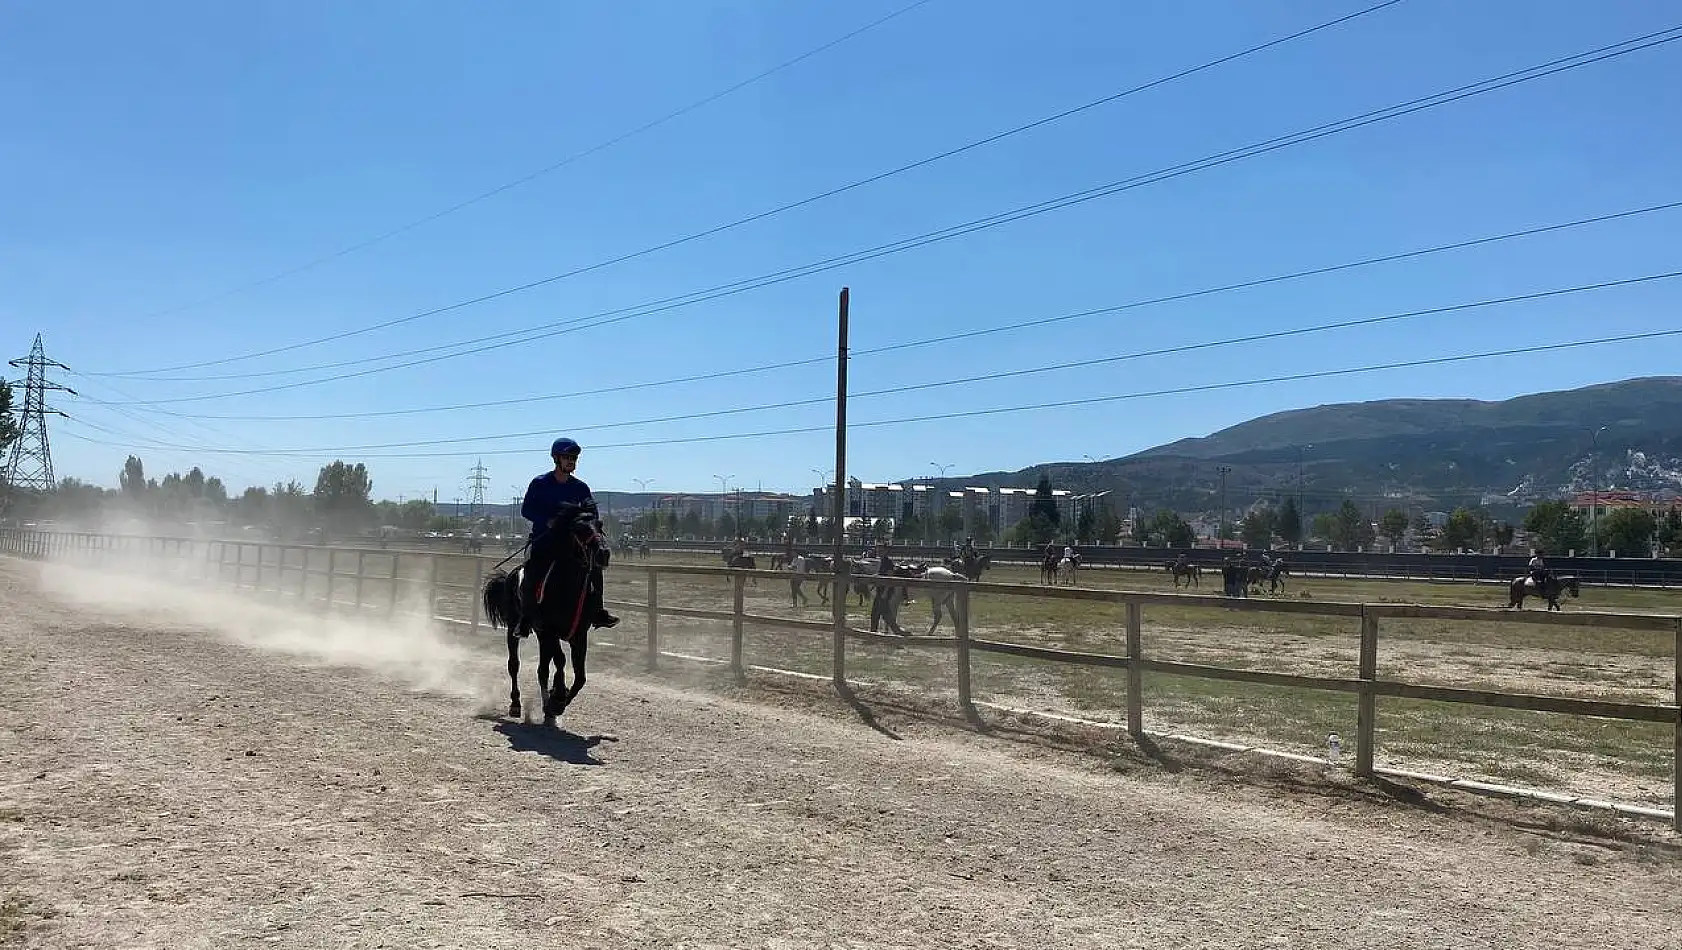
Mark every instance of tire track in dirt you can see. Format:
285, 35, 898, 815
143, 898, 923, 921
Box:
1, 558, 1679, 949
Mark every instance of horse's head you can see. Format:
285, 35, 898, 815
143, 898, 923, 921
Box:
542, 503, 602, 563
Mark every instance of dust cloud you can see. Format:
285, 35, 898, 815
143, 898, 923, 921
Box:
34, 555, 487, 701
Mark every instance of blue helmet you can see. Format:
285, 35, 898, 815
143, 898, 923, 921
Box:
550, 437, 581, 457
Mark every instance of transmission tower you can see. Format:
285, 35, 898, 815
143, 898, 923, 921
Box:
466, 459, 489, 527
3, 334, 75, 493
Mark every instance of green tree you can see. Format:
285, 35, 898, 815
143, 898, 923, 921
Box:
270, 480, 311, 539
939, 507, 965, 542
1142, 510, 1195, 548
1598, 507, 1657, 557
678, 510, 703, 538
0, 380, 16, 458
312, 461, 373, 539
1327, 500, 1374, 549
1094, 501, 1122, 544
1075, 504, 1096, 542
1435, 507, 1492, 552
1310, 512, 1335, 542
1410, 513, 1436, 548
1239, 507, 1276, 548
119, 455, 148, 498
1275, 497, 1303, 546
1493, 522, 1515, 548
1523, 500, 1586, 555
1030, 474, 1060, 526
1378, 508, 1410, 547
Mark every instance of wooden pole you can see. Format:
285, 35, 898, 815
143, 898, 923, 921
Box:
356, 551, 368, 612
467, 555, 483, 629
1674, 618, 1680, 833
387, 553, 401, 615
327, 549, 340, 612
831, 286, 850, 691
731, 573, 746, 680
1125, 600, 1143, 737
646, 570, 660, 670
1356, 608, 1380, 777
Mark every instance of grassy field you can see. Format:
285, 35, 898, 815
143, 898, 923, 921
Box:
204, 545, 1682, 810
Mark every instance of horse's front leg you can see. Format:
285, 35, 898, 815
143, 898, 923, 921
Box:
506, 633, 523, 718
558, 632, 589, 715
536, 635, 558, 724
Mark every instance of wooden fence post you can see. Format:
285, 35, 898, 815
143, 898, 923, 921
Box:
468, 555, 484, 630
295, 547, 308, 603
324, 549, 337, 613
955, 585, 973, 712
731, 573, 746, 680
1125, 600, 1144, 737
645, 570, 660, 670
1356, 608, 1380, 777
386, 553, 401, 616
1673, 617, 1680, 833
355, 551, 367, 611
425, 554, 439, 623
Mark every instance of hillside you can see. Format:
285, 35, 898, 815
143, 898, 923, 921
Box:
940, 377, 1682, 516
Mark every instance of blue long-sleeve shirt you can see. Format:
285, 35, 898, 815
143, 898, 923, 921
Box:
521, 472, 596, 539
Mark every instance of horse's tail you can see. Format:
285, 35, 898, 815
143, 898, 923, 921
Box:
483, 569, 519, 632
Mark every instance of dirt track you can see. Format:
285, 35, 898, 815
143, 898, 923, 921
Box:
2, 558, 1680, 949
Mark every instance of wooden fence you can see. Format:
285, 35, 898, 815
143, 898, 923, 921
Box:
5, 528, 1678, 829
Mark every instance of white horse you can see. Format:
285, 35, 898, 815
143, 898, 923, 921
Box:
1055, 556, 1077, 584
787, 554, 831, 607
919, 565, 967, 633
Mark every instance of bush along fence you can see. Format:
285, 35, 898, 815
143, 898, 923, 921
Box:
4, 528, 1677, 830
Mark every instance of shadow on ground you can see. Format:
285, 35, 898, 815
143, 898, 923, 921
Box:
484, 717, 616, 766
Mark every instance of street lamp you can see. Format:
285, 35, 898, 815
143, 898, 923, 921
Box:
930, 461, 954, 482
714, 472, 735, 538
1216, 466, 1232, 542
1589, 425, 1608, 557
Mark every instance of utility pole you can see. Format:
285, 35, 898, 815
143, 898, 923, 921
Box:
1589, 425, 1608, 556
831, 287, 850, 690
466, 459, 489, 535
3, 334, 75, 495
1217, 465, 1232, 542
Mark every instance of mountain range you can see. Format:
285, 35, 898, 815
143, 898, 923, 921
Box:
938, 377, 1682, 518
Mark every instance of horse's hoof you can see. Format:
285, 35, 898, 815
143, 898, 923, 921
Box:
543, 715, 557, 728
508, 702, 522, 718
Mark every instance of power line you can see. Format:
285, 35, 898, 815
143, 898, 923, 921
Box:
103, 196, 1682, 421
128, 0, 942, 324
95, 24, 1682, 399
62, 325, 1682, 461
104, 0, 1404, 376
95, 270, 1682, 451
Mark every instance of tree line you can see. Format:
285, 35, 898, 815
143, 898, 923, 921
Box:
15, 455, 405, 542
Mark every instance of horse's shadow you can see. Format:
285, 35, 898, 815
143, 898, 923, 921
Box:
486, 717, 615, 766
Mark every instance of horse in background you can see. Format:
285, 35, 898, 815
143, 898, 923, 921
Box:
1509, 572, 1579, 611
1165, 560, 1200, 588
788, 554, 833, 608
1056, 555, 1079, 585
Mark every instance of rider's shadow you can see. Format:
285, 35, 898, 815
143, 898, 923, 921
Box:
490, 720, 615, 766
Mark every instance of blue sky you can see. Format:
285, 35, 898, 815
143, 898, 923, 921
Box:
5, 0, 1680, 503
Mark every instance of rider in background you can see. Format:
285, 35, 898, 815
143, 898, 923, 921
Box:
519, 437, 618, 628
1528, 549, 1549, 588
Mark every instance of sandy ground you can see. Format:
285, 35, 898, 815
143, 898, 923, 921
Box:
2, 557, 1680, 950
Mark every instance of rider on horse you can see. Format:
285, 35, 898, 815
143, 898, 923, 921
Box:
519, 437, 618, 629
1528, 549, 1550, 590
